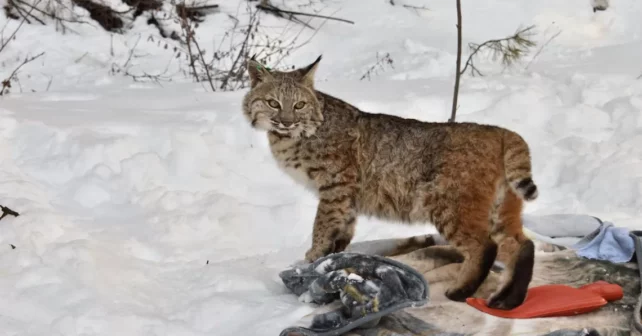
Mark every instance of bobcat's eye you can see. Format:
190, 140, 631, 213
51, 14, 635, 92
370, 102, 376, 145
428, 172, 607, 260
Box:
294, 101, 306, 110
267, 99, 281, 109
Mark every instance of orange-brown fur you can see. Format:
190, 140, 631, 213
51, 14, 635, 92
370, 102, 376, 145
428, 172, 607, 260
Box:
241, 56, 539, 309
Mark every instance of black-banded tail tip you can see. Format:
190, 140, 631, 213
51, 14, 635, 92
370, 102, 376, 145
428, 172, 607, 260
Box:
515, 177, 538, 201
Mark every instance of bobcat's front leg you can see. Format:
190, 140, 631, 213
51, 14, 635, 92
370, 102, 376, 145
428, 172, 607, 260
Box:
305, 182, 358, 262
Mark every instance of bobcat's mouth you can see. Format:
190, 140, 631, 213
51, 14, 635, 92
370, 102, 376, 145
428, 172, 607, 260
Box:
270, 120, 300, 134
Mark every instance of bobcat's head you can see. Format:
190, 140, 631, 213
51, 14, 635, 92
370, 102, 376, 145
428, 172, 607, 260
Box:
242, 56, 324, 138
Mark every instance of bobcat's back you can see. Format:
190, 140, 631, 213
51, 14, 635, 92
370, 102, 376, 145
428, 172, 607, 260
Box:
353, 114, 537, 222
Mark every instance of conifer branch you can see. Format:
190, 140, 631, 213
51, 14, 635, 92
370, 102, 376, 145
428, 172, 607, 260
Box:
461, 25, 537, 77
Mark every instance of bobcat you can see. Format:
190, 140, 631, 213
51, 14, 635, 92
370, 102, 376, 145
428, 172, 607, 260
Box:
241, 56, 539, 310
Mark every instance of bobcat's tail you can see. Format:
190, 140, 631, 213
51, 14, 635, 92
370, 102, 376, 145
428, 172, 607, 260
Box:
502, 130, 538, 201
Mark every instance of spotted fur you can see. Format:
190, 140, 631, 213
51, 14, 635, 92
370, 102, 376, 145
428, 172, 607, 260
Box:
242, 56, 540, 309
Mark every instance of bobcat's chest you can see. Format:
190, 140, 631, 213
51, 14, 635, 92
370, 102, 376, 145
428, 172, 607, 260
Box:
268, 134, 318, 192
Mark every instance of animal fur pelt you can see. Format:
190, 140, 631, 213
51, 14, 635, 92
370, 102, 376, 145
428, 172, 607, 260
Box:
282, 235, 641, 336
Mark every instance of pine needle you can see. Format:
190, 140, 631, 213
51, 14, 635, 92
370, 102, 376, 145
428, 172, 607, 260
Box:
461, 25, 537, 77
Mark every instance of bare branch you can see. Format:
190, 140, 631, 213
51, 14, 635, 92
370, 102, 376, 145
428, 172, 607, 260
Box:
524, 29, 561, 70
5, 0, 92, 34
256, 2, 354, 26
109, 34, 175, 86
388, 0, 429, 15
0, 0, 42, 53
1, 52, 45, 96
180, 11, 199, 83
449, 0, 462, 123
122, 35, 141, 69
219, 4, 258, 90
175, 3, 219, 22
360, 52, 394, 81
177, 0, 216, 91
0, 205, 20, 221
190, 27, 215, 91
402, 4, 429, 14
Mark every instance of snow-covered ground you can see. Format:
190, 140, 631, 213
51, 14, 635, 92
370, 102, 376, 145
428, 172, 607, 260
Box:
1, 0, 641, 335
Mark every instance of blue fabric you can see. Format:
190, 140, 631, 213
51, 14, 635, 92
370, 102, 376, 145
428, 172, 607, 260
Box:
573, 220, 635, 264
630, 230, 642, 333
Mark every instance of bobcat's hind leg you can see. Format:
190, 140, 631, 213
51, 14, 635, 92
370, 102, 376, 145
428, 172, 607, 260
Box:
444, 234, 498, 302
487, 188, 535, 310
426, 197, 498, 302
390, 245, 464, 275
381, 234, 444, 257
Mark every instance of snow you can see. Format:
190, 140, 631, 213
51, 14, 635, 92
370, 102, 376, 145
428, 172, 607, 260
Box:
1, 0, 642, 335
347, 273, 363, 282
314, 259, 335, 274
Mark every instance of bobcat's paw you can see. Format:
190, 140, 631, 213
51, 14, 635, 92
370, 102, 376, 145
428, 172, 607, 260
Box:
445, 285, 476, 302
304, 248, 327, 263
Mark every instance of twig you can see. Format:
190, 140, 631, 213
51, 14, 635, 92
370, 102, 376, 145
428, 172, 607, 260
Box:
12, 0, 59, 25
449, 0, 462, 123
122, 34, 142, 69
45, 75, 53, 90
7, 0, 90, 34
110, 34, 115, 57
74, 52, 88, 63
126, 71, 172, 84
111, 58, 174, 85
388, 0, 429, 15
191, 34, 215, 91
219, 6, 258, 90
256, 3, 354, 25
10, 1, 42, 25
257, 8, 321, 68
403, 4, 429, 14
0, 205, 20, 221
109, 37, 175, 85
175, 1, 216, 91
360, 52, 394, 81
179, 8, 199, 83
257, 3, 314, 29
524, 30, 560, 70
1, 52, 45, 95
0, 0, 42, 53
460, 25, 536, 77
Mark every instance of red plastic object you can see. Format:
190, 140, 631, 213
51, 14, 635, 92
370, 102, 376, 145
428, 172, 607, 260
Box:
466, 281, 623, 319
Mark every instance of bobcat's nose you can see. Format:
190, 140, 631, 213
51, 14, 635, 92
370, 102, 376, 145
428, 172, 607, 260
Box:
277, 117, 295, 127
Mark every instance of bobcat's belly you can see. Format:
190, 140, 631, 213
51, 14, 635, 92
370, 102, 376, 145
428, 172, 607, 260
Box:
357, 172, 427, 224
276, 161, 318, 194
268, 135, 319, 193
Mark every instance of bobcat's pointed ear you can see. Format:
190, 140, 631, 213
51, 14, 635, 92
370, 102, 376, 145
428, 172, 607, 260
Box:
299, 55, 322, 87
247, 58, 274, 88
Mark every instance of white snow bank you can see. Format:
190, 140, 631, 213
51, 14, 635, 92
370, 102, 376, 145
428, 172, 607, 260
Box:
1, 0, 641, 335
1, 70, 641, 334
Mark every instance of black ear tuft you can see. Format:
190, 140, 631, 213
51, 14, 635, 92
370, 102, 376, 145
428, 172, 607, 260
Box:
299, 55, 322, 87
247, 58, 274, 88
304, 55, 322, 72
